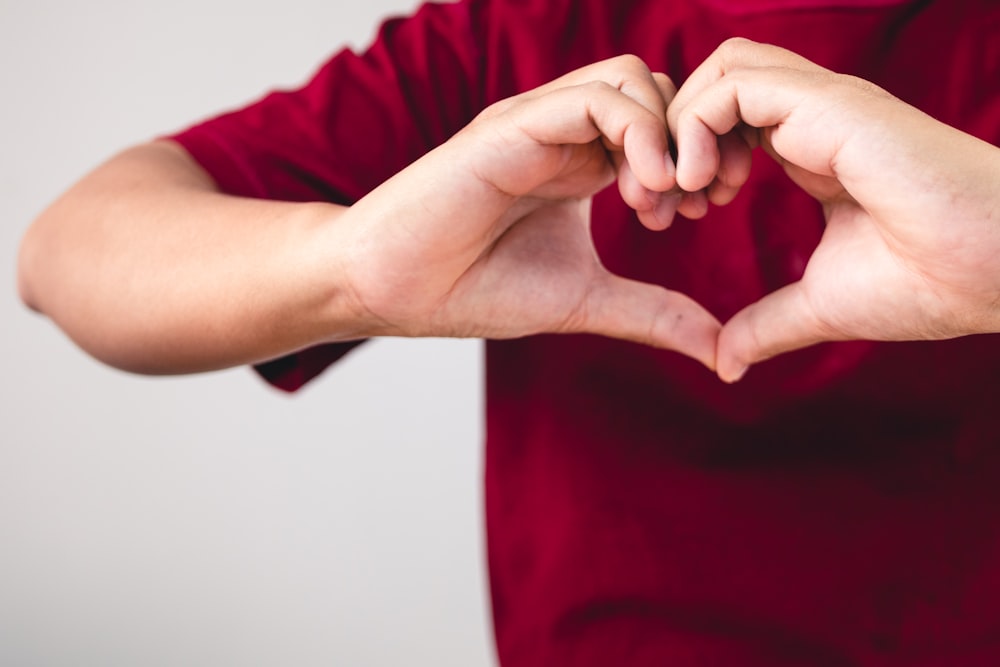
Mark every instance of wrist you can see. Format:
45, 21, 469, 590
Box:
291, 201, 385, 344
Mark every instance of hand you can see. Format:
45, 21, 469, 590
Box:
668, 38, 1000, 382
340, 55, 720, 369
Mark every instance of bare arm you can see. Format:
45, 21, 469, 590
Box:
17, 140, 362, 374
17, 56, 722, 377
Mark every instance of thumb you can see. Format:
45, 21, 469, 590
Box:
579, 273, 721, 371
716, 282, 829, 382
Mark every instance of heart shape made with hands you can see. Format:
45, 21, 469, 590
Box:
351, 45, 1000, 385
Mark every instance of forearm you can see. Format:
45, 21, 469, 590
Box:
18, 56, 725, 377
17, 141, 364, 374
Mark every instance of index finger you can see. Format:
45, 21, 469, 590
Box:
528, 54, 676, 129
667, 38, 833, 192
518, 54, 680, 197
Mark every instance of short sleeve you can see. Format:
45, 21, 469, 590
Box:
168, 0, 486, 391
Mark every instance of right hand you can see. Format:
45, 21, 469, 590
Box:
338, 55, 720, 370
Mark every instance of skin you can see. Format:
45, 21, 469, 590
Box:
18, 41, 1000, 383
668, 38, 1000, 382
16, 55, 720, 375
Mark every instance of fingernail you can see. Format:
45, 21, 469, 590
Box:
653, 192, 682, 227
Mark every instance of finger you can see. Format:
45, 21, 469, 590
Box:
651, 72, 677, 106
636, 190, 683, 231
617, 158, 659, 224
576, 272, 721, 371
708, 129, 753, 206
659, 64, 712, 220
618, 58, 672, 123
525, 56, 679, 198
509, 81, 675, 193
617, 155, 683, 231
667, 130, 751, 219
630, 71, 684, 230
652, 71, 680, 176
532, 54, 673, 122
677, 189, 709, 219
668, 39, 834, 192
614, 70, 682, 231
676, 71, 855, 193
667, 38, 825, 132
716, 282, 831, 382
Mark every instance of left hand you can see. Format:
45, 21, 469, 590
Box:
667, 38, 1000, 382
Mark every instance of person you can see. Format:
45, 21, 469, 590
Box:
17, 0, 1000, 664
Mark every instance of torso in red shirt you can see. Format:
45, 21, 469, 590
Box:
172, 1, 1000, 664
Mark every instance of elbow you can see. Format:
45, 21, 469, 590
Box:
17, 221, 45, 314
16, 220, 219, 377
16, 212, 148, 374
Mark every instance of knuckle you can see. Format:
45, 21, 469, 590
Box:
719, 36, 755, 53
651, 71, 675, 88
475, 96, 517, 122
613, 53, 648, 72
612, 53, 654, 85
716, 37, 757, 66
580, 79, 616, 96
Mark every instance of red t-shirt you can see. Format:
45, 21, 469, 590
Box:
171, 1, 1000, 664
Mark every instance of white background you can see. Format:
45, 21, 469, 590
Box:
1, 1, 494, 665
